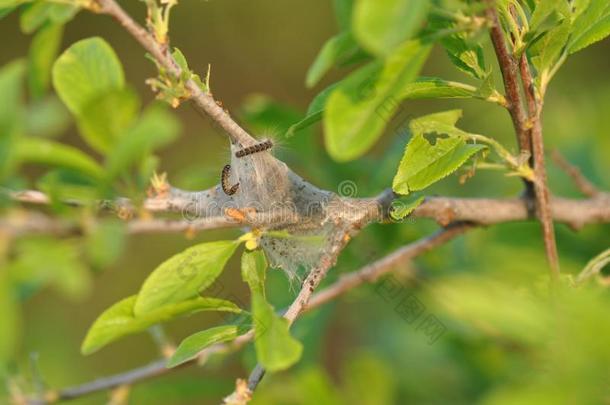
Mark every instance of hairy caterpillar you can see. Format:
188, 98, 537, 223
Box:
221, 164, 239, 195
234, 139, 273, 158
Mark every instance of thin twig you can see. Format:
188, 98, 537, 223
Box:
519, 52, 560, 278
485, 5, 531, 157
94, 0, 256, 147
32, 226, 468, 404
551, 149, 601, 198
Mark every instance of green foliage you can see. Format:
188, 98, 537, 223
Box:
77, 89, 140, 154
389, 195, 424, 221
167, 325, 243, 367
53, 37, 125, 116
82, 295, 241, 355
0, 60, 25, 182
14, 137, 105, 181
392, 110, 485, 195
104, 104, 179, 180
134, 241, 239, 315
324, 40, 430, 161
353, 0, 430, 56
568, 0, 610, 54
28, 23, 63, 99
242, 250, 303, 372
306, 32, 359, 88
9, 236, 92, 300
85, 220, 126, 269
19, 0, 78, 34
0, 273, 19, 366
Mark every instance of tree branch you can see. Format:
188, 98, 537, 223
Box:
485, 5, 531, 157
31, 225, 469, 404
519, 52, 560, 278
551, 149, 602, 198
93, 0, 256, 147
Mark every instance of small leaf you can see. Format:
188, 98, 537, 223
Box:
392, 110, 486, 195
437, 25, 486, 79
285, 83, 338, 137
77, 88, 140, 154
85, 220, 126, 269
569, 5, 610, 54
401, 77, 477, 100
52, 37, 124, 115
306, 32, 359, 88
353, 0, 430, 56
28, 23, 63, 100
26, 96, 70, 138
15, 137, 105, 180
20, 1, 77, 34
134, 240, 239, 316
333, 0, 354, 31
167, 325, 241, 368
242, 251, 303, 371
529, 20, 571, 73
104, 104, 179, 179
0, 60, 25, 177
82, 295, 241, 355
324, 40, 430, 162
390, 195, 424, 221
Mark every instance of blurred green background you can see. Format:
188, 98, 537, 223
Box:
1, 1, 610, 404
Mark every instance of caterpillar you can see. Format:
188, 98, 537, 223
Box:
221, 164, 239, 195
235, 139, 273, 158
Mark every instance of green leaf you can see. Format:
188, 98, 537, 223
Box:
390, 195, 424, 221
77, 88, 140, 154
324, 40, 430, 162
20, 1, 77, 34
438, 29, 486, 79
529, 0, 569, 34
26, 96, 70, 138
306, 32, 359, 88
9, 237, 91, 300
401, 77, 477, 100
52, 37, 125, 115
392, 110, 486, 195
14, 137, 105, 180
0, 60, 25, 181
353, 0, 430, 56
529, 20, 571, 73
242, 251, 303, 371
85, 220, 126, 269
167, 325, 242, 368
28, 23, 63, 100
333, 0, 353, 31
285, 83, 338, 137
104, 105, 179, 179
82, 295, 241, 355
134, 240, 239, 316
569, 0, 610, 54
0, 273, 19, 365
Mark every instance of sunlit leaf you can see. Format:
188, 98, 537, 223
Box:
82, 295, 241, 355
104, 105, 179, 179
134, 240, 239, 316
306, 32, 359, 88
242, 250, 303, 371
353, 0, 430, 56
14, 137, 105, 180
52, 37, 124, 115
28, 23, 63, 99
77, 88, 140, 154
324, 40, 430, 161
392, 110, 486, 194
167, 325, 243, 368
